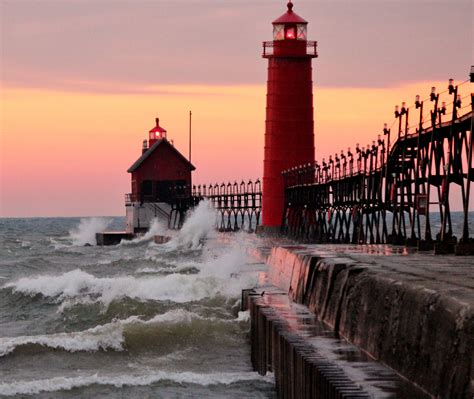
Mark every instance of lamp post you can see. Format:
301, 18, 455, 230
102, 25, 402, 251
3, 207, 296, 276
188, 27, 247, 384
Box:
356, 144, 362, 173
383, 123, 391, 164
383, 124, 391, 220
341, 150, 347, 178
322, 159, 327, 182
377, 133, 386, 242
371, 140, 378, 170
395, 102, 408, 139
411, 94, 425, 241
364, 145, 370, 176
377, 134, 384, 169
423, 86, 440, 244
328, 155, 334, 181
347, 147, 353, 176
415, 94, 423, 131
438, 101, 447, 123
440, 78, 462, 244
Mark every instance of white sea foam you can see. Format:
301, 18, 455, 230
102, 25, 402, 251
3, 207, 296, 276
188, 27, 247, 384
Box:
0, 321, 124, 357
4, 237, 258, 307
0, 371, 271, 396
197, 239, 258, 298
4, 218, 260, 308
4, 269, 214, 306
69, 218, 112, 246
166, 199, 216, 250
120, 218, 169, 245
49, 237, 69, 250
136, 267, 160, 274
143, 255, 201, 269
137, 260, 199, 275
97, 259, 114, 265
236, 310, 250, 322
0, 309, 215, 358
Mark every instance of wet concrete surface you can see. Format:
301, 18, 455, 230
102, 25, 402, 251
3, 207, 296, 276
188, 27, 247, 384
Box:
300, 243, 474, 307
249, 242, 473, 398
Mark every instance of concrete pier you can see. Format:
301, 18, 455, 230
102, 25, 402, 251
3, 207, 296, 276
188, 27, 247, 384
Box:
246, 244, 473, 398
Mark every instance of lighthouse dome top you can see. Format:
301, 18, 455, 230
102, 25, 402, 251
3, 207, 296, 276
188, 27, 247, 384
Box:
272, 2, 308, 25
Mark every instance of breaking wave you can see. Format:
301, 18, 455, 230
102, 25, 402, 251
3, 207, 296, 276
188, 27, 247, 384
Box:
0, 370, 272, 396
112, 199, 216, 251
166, 199, 216, 250
0, 319, 124, 357
3, 237, 255, 307
120, 218, 170, 245
69, 218, 112, 246
4, 269, 216, 306
0, 309, 238, 358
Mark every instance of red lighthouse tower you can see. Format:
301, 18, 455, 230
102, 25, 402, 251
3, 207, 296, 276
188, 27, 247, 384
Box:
262, 1, 317, 227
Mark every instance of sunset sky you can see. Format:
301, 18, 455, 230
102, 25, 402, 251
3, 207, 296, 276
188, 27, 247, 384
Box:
1, 0, 472, 217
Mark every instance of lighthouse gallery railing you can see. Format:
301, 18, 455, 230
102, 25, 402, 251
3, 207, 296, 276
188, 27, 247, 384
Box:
262, 40, 318, 57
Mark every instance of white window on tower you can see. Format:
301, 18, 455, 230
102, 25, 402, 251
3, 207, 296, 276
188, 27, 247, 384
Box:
297, 25, 307, 40
273, 24, 284, 40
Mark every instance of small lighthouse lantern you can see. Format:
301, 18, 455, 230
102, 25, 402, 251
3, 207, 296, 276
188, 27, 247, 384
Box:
149, 118, 167, 146
272, 2, 307, 41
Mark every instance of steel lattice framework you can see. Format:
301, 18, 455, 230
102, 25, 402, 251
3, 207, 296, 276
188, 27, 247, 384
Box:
282, 80, 474, 255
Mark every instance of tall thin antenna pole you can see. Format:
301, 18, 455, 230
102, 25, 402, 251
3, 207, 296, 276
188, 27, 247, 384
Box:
189, 110, 192, 163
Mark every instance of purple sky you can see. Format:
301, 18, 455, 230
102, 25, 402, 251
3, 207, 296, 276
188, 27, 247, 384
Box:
2, 0, 472, 92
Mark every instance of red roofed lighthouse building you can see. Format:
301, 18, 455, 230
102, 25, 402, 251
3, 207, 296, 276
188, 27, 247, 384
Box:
125, 118, 195, 233
262, 2, 317, 228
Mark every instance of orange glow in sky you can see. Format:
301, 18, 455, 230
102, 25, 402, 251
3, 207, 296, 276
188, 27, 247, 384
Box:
2, 80, 471, 217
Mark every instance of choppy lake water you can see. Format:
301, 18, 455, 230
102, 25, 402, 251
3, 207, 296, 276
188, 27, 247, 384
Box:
0, 204, 276, 398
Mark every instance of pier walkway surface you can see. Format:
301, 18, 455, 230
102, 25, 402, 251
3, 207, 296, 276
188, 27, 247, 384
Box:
246, 242, 473, 398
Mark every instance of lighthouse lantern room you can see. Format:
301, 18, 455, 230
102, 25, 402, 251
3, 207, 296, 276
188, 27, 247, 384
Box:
125, 118, 195, 233
149, 118, 167, 145
272, 2, 307, 41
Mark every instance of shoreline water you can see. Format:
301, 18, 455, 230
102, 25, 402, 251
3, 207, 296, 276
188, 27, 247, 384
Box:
0, 205, 276, 398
